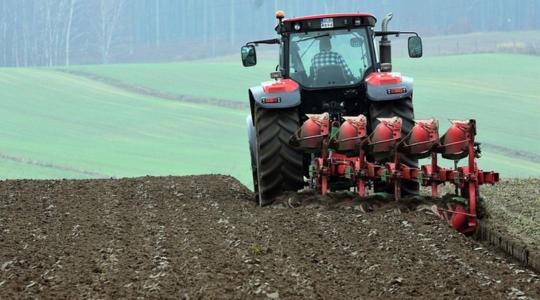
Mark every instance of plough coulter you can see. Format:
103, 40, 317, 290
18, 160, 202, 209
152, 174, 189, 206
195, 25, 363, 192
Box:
241, 10, 499, 234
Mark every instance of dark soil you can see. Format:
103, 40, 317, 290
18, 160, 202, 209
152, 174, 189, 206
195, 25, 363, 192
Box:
0, 175, 538, 299
435, 178, 540, 256
481, 178, 540, 252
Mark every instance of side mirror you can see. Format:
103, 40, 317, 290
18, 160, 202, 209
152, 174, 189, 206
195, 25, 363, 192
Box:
408, 36, 423, 58
241, 45, 257, 67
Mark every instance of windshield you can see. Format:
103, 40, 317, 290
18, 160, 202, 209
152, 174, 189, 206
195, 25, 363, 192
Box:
289, 28, 372, 88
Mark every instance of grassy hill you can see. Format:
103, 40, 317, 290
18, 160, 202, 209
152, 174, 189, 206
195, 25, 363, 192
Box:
69, 56, 276, 102
0, 53, 538, 186
0, 69, 251, 183
69, 53, 540, 177
393, 54, 540, 175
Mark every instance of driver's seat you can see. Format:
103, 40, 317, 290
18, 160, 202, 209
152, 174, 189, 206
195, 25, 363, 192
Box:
313, 65, 348, 86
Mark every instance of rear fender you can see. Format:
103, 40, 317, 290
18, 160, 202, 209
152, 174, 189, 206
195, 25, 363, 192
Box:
366, 72, 413, 101
249, 78, 301, 112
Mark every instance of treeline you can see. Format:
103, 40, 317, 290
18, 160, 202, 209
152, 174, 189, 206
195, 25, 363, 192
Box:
1, 0, 539, 67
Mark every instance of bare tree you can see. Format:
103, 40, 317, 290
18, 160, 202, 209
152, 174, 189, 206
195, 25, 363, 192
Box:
65, 0, 77, 65
203, 0, 208, 45
155, 0, 160, 48
1, 1, 7, 66
230, 0, 235, 46
98, 0, 125, 63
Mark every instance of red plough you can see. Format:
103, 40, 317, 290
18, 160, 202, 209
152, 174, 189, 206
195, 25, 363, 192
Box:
290, 114, 499, 234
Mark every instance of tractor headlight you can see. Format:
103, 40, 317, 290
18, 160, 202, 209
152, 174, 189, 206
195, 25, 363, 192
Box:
294, 23, 301, 31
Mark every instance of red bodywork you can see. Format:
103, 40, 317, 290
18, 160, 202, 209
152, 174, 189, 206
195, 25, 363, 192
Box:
284, 13, 376, 23
439, 120, 472, 158
262, 79, 299, 94
333, 115, 367, 152
294, 113, 329, 151
292, 115, 499, 235
369, 118, 402, 154
403, 119, 439, 156
365, 72, 403, 85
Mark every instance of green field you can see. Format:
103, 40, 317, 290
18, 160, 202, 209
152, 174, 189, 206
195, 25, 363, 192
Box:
70, 56, 276, 102
1, 53, 539, 186
0, 69, 251, 183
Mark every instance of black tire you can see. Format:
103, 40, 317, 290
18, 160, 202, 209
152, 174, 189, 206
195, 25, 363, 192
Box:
369, 98, 419, 196
254, 106, 304, 206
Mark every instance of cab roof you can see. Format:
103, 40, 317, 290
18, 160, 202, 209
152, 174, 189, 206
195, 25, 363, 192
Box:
284, 13, 376, 23
279, 13, 377, 33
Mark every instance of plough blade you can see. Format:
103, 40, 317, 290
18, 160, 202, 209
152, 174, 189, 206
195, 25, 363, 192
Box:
368, 117, 402, 157
289, 113, 329, 151
437, 119, 475, 160
401, 118, 439, 158
330, 115, 368, 153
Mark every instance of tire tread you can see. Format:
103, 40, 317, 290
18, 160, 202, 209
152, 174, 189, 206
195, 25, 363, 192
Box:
255, 107, 304, 205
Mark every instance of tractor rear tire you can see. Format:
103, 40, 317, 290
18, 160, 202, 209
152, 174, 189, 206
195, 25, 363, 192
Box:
254, 106, 304, 206
369, 98, 420, 196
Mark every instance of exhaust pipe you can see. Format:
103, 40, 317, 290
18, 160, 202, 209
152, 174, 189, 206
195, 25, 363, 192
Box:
379, 13, 393, 71
381, 12, 393, 33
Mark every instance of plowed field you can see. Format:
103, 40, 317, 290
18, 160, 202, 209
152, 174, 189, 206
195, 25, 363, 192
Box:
0, 176, 538, 299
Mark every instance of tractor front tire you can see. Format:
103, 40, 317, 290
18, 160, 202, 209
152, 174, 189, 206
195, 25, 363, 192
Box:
254, 106, 304, 206
369, 98, 420, 196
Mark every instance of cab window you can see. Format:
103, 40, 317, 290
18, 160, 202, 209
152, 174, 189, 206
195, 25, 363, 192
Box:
289, 28, 372, 88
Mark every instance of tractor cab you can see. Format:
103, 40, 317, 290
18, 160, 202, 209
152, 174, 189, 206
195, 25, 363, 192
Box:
242, 12, 422, 90
287, 18, 374, 88
280, 13, 378, 89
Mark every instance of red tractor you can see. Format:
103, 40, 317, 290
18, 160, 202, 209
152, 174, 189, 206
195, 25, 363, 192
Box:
241, 11, 498, 234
